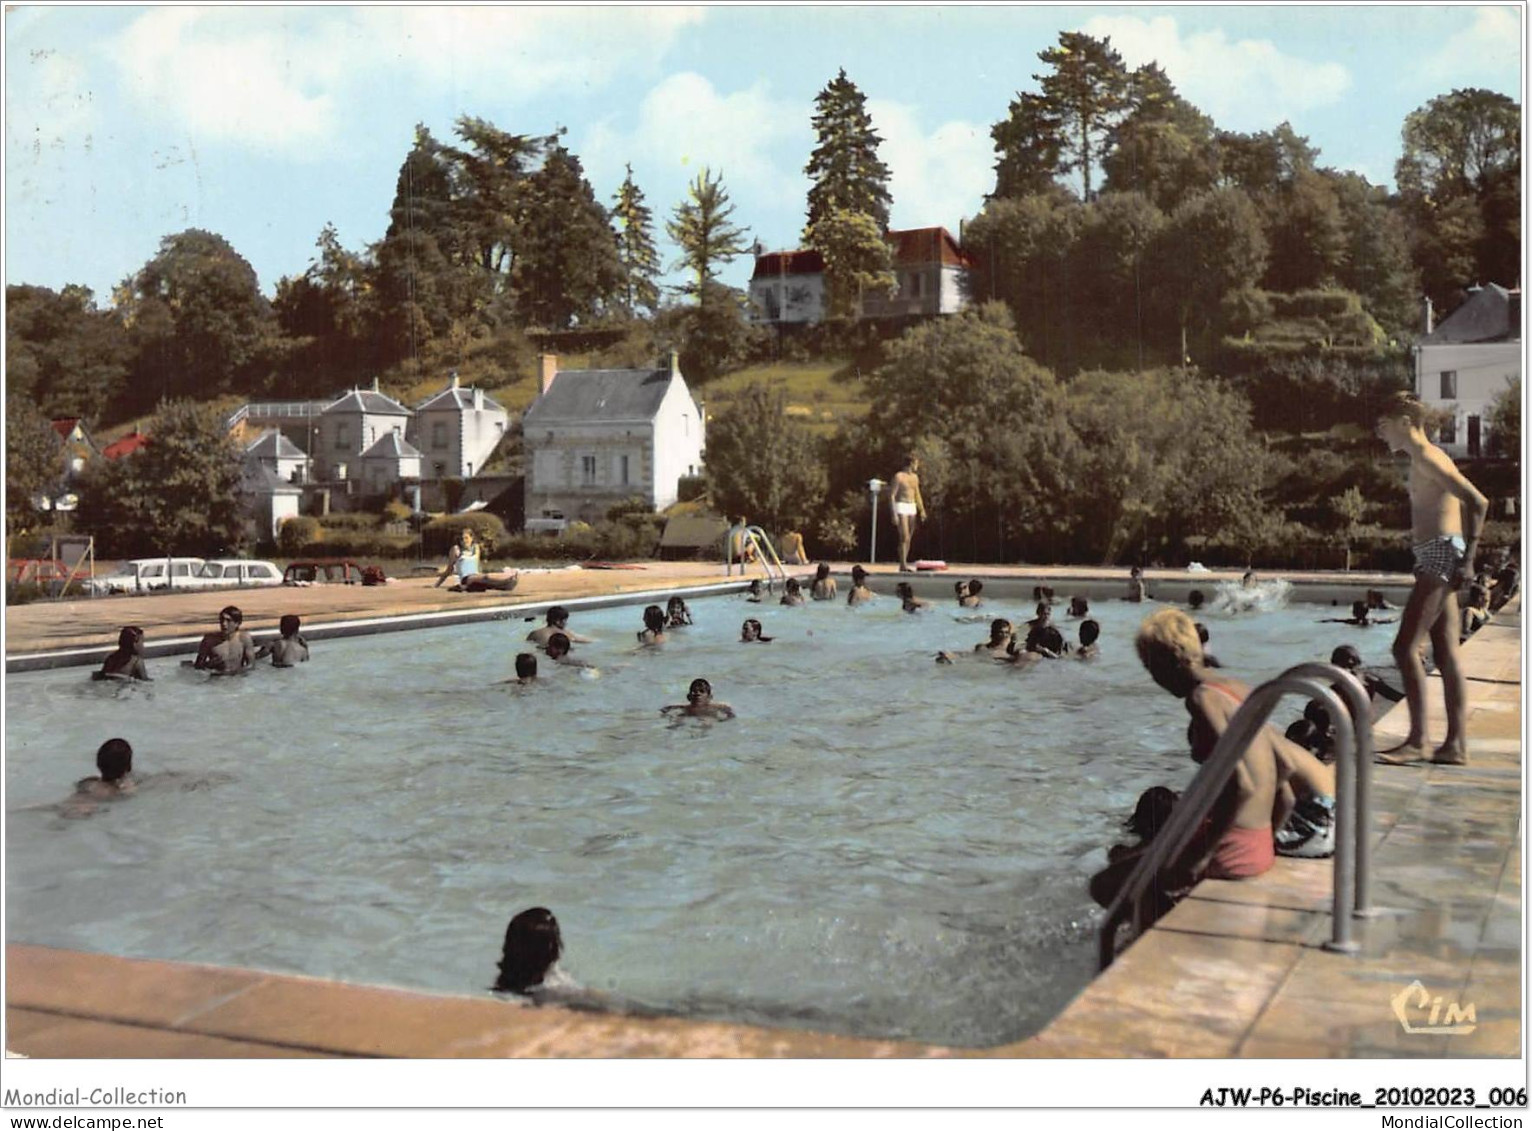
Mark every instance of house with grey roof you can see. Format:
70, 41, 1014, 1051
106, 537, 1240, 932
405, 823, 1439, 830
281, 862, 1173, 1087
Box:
360, 431, 423, 496
245, 429, 307, 483
241, 463, 303, 545
520, 352, 705, 525
314, 380, 412, 481
411, 374, 509, 481
1415, 284, 1521, 458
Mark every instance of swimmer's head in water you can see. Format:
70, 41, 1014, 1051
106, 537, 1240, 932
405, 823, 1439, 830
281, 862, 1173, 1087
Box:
1026, 624, 1065, 654
741, 619, 762, 641
643, 605, 665, 633
546, 632, 570, 659
851, 565, 868, 584
896, 581, 913, 599
989, 618, 1013, 642
1136, 608, 1204, 697
967, 580, 983, 597
1034, 602, 1051, 618
1195, 621, 1210, 645
1130, 565, 1143, 579
117, 625, 144, 651
1351, 600, 1368, 620
815, 563, 830, 581
96, 737, 133, 782
1069, 596, 1089, 617
687, 678, 712, 703
785, 578, 801, 595
495, 906, 561, 994
515, 652, 537, 679
546, 606, 569, 627
1188, 589, 1205, 610
218, 606, 243, 627
1080, 619, 1100, 646
667, 595, 687, 613
1330, 644, 1363, 670
748, 578, 763, 594
279, 614, 301, 637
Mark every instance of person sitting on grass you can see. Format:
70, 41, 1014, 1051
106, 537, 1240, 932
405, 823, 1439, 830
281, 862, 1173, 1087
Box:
780, 578, 806, 607
1076, 619, 1101, 660
95, 626, 150, 682
810, 563, 836, 602
846, 565, 874, 607
740, 618, 773, 643
256, 614, 309, 667
528, 607, 594, 647
662, 678, 736, 721
896, 581, 931, 613
636, 605, 668, 646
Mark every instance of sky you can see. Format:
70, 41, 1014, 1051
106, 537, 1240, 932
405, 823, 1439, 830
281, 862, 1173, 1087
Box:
3, 4, 1523, 305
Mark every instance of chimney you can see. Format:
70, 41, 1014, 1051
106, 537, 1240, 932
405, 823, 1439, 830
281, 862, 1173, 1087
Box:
1423, 296, 1434, 336
371, 377, 380, 393
473, 387, 484, 410
538, 353, 559, 396
666, 348, 680, 376
450, 371, 460, 390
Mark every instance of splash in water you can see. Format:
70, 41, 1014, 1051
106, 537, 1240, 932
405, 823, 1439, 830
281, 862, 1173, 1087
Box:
1209, 578, 1292, 614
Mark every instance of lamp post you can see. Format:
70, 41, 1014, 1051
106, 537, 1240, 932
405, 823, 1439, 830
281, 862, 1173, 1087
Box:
867, 478, 885, 564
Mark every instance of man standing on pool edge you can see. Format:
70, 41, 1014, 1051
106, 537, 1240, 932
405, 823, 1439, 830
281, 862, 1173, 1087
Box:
1375, 392, 1488, 767
890, 454, 927, 573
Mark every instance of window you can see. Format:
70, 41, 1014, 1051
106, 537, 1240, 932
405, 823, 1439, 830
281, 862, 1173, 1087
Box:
171, 563, 193, 578
432, 422, 449, 450
1467, 415, 1482, 458
581, 455, 597, 485
1438, 412, 1457, 445
1440, 370, 1458, 399
619, 454, 631, 485
335, 423, 349, 450
908, 272, 923, 299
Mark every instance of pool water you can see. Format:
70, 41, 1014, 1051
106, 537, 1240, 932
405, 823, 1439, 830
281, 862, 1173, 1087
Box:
3, 588, 1397, 1047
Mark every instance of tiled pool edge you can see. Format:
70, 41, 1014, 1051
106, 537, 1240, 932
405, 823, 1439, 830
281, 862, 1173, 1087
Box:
5, 590, 1520, 1059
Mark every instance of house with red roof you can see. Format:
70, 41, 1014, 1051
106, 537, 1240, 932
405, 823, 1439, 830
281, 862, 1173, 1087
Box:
748, 226, 974, 325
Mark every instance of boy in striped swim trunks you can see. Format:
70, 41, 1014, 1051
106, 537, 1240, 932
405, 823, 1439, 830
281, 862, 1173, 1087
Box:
1375, 392, 1488, 766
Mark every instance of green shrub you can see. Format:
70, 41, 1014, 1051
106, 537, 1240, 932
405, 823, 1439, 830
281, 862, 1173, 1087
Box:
422, 513, 507, 557
278, 515, 322, 556
319, 513, 380, 531
382, 499, 412, 524
308, 532, 415, 559
677, 475, 707, 503
1270, 289, 1361, 320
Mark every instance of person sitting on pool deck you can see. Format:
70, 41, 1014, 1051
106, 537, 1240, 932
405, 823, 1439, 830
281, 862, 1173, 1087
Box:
1067, 596, 1089, 618
1461, 580, 1492, 641
810, 564, 837, 601
453, 568, 520, 593
662, 678, 736, 720
896, 581, 931, 613
740, 618, 773, 643
846, 565, 874, 607
958, 580, 984, 609
528, 607, 594, 648
95, 626, 150, 681
1374, 391, 1488, 766
193, 607, 256, 674
666, 595, 694, 628
780, 578, 806, 607
435, 527, 481, 588
637, 605, 668, 646
1076, 619, 1101, 660
545, 633, 596, 670
256, 614, 310, 667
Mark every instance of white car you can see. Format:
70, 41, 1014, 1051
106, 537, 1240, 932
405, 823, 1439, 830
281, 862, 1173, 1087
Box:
183, 559, 285, 590
88, 557, 206, 595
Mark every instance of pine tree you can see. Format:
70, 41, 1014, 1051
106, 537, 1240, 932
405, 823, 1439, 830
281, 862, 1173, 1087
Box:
513, 145, 623, 329
613, 164, 661, 317
667, 167, 750, 300
804, 69, 892, 232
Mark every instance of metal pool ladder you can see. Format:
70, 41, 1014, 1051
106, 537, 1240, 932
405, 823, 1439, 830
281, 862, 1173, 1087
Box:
1098, 662, 1377, 969
723, 523, 788, 587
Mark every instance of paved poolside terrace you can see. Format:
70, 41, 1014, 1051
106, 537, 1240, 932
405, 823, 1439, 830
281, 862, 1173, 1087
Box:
4, 563, 1522, 1058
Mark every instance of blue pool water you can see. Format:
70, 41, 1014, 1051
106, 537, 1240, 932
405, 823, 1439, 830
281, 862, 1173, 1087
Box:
3, 586, 1396, 1046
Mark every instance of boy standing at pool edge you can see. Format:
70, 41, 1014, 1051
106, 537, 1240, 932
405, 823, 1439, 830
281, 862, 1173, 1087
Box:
1375, 392, 1487, 766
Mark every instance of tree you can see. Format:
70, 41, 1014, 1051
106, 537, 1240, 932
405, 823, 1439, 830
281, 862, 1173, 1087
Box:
803, 207, 896, 321
705, 383, 827, 535
74, 399, 249, 558
4, 391, 59, 541
116, 229, 273, 407
1486, 375, 1520, 459
1152, 188, 1269, 349
613, 164, 661, 317
667, 167, 751, 300
5, 284, 131, 419
512, 144, 623, 328
1216, 122, 1319, 196
655, 280, 758, 384
1068, 191, 1166, 363
273, 224, 379, 393
1331, 173, 1420, 336
1102, 64, 1219, 211
804, 69, 892, 231
1264, 168, 1347, 292
1328, 485, 1367, 571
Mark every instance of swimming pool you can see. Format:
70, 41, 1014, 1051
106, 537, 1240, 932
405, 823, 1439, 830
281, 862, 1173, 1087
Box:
3, 586, 1398, 1047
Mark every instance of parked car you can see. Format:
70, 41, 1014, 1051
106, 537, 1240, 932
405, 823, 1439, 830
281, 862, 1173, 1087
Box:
87, 557, 206, 595
182, 559, 284, 591
283, 558, 365, 585
524, 507, 568, 535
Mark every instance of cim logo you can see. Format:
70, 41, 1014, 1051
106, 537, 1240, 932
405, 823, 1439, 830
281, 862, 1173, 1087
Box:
1391, 980, 1477, 1035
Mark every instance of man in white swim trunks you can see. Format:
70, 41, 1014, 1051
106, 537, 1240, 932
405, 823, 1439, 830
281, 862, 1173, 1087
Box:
1375, 392, 1487, 766
890, 454, 927, 572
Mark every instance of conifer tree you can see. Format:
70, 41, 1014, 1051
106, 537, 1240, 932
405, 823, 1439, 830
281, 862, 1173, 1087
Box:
667, 167, 750, 299
613, 164, 661, 317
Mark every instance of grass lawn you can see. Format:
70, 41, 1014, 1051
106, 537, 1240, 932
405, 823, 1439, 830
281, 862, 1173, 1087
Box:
694, 361, 869, 436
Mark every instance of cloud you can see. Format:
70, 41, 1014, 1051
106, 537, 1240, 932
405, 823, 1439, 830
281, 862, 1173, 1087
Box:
868, 100, 991, 234
1081, 14, 1351, 130
1423, 6, 1522, 81
104, 6, 706, 154
5, 47, 97, 148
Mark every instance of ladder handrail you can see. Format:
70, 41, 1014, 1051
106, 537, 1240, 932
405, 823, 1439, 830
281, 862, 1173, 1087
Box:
1098, 662, 1372, 968
723, 523, 788, 585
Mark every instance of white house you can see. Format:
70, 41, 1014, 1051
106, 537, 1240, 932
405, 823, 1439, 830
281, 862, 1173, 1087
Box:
520, 352, 705, 524
1415, 284, 1521, 458
748, 226, 974, 325
245, 429, 307, 483
314, 382, 413, 481
241, 464, 302, 544
411, 375, 510, 481
359, 431, 423, 496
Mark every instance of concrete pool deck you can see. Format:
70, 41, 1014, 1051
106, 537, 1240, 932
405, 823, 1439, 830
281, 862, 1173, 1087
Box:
3, 564, 1521, 1057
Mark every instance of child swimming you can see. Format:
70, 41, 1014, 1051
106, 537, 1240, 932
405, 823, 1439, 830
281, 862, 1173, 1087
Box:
256, 614, 309, 667
740, 618, 773, 643
94, 626, 150, 681
637, 605, 669, 646
662, 678, 736, 720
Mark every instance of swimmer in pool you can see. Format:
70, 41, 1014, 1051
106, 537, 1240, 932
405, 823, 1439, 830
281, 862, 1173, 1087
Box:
1076, 619, 1101, 659
847, 565, 874, 607
810, 563, 837, 602
492, 907, 578, 1000
957, 579, 985, 609
545, 633, 596, 671
256, 614, 309, 667
666, 595, 694, 628
1320, 600, 1392, 627
740, 618, 773, 643
1194, 622, 1222, 668
780, 578, 805, 606
503, 652, 539, 685
745, 578, 766, 603
1024, 622, 1068, 658
637, 605, 668, 646
95, 626, 150, 681
528, 606, 594, 647
896, 581, 931, 613
1127, 565, 1146, 603
977, 618, 1014, 656
57, 738, 138, 820
1188, 589, 1206, 611
1025, 601, 1053, 632
662, 677, 736, 720
1068, 596, 1089, 618
192, 606, 256, 674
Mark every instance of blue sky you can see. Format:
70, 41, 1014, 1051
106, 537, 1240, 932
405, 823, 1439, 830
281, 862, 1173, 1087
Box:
4, 4, 1522, 304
